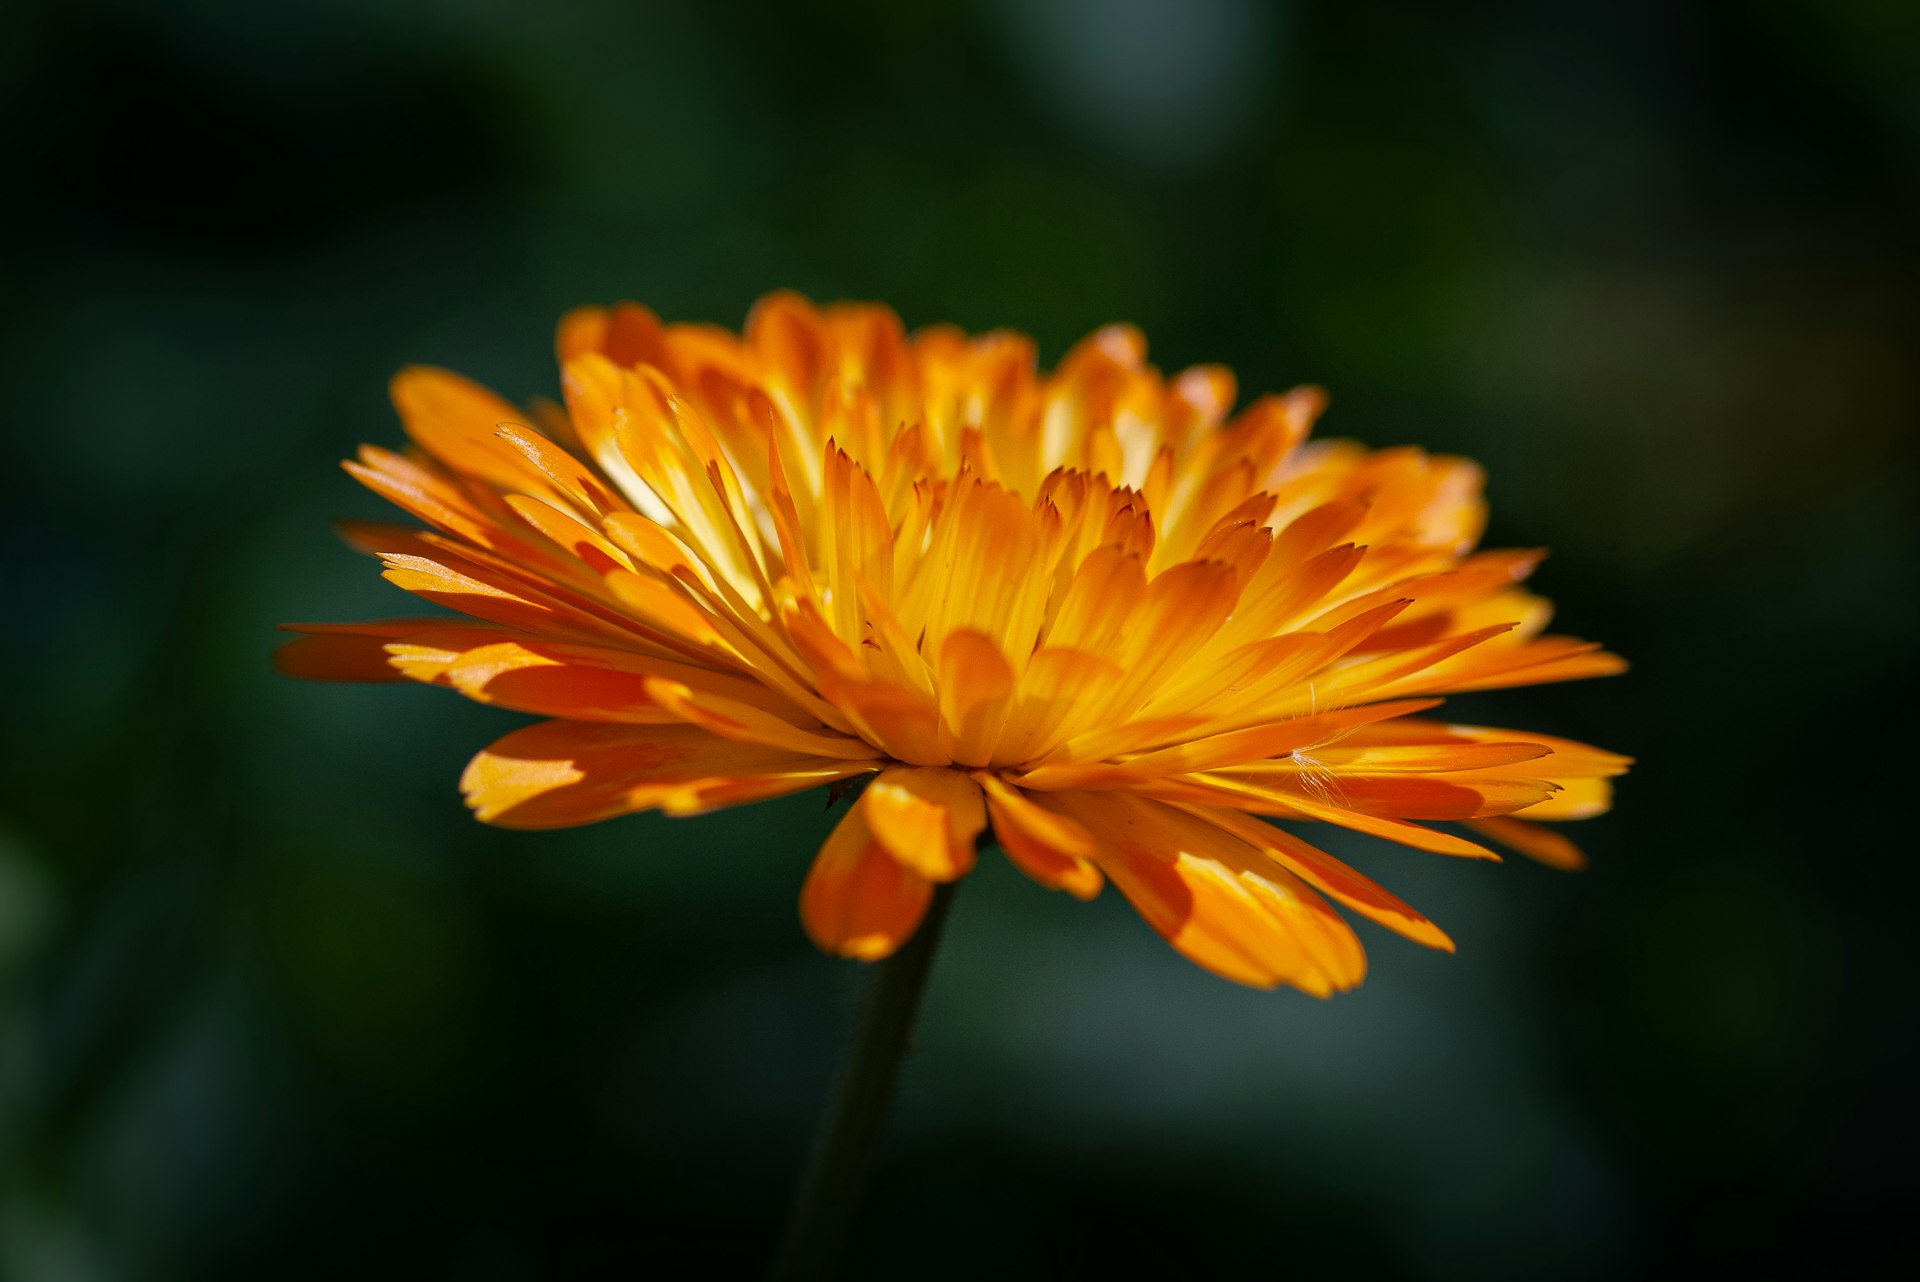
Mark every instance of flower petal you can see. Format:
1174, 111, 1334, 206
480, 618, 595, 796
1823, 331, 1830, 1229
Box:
1052, 792, 1365, 994
860, 767, 985, 882
399, 635, 675, 720
641, 677, 879, 760
936, 629, 1017, 767
1467, 816, 1590, 870
799, 801, 935, 960
391, 366, 542, 493
460, 721, 869, 828
1180, 804, 1453, 951
1242, 789, 1504, 859
274, 619, 466, 682
976, 773, 1102, 900
1506, 775, 1613, 820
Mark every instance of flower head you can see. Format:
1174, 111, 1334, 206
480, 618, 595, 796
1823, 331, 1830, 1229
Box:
279, 292, 1627, 992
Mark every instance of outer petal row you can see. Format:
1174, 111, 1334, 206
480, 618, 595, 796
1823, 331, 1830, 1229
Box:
459, 720, 872, 827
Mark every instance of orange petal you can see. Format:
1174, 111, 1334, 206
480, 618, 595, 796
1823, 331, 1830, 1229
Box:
343, 445, 509, 553
501, 495, 631, 576
1180, 805, 1453, 951
747, 290, 829, 408
860, 767, 986, 882
641, 676, 878, 760
799, 801, 935, 961
557, 300, 670, 368
1334, 719, 1631, 777
1467, 816, 1590, 871
936, 629, 1017, 767
380, 630, 809, 726
1307, 741, 1552, 773
1028, 698, 1447, 789
1287, 773, 1562, 821
407, 636, 671, 720
813, 670, 946, 766
1507, 775, 1613, 820
460, 721, 869, 828
1051, 792, 1366, 994
976, 773, 1102, 900
1267, 498, 1369, 568
495, 424, 626, 516
369, 541, 643, 647
1276, 792, 1506, 858
273, 619, 465, 682
1169, 779, 1502, 860
1042, 545, 1147, 655
390, 366, 541, 492
1318, 622, 1521, 701
603, 569, 742, 659
993, 647, 1124, 767
1412, 636, 1628, 694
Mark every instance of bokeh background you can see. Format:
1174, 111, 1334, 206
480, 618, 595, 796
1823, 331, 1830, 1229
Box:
3, 0, 1916, 1276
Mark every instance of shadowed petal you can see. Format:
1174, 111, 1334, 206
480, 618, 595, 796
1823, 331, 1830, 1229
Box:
977, 774, 1102, 900
460, 721, 869, 828
800, 801, 935, 961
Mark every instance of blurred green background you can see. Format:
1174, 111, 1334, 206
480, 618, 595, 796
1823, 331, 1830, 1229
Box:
3, 0, 1916, 1276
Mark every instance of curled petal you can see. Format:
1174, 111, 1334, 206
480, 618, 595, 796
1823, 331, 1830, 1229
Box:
861, 767, 986, 882
977, 774, 1102, 900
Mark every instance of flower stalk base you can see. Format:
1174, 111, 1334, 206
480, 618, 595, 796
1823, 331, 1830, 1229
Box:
767, 880, 959, 1282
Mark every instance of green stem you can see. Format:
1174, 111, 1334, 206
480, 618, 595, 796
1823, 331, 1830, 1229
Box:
767, 881, 959, 1282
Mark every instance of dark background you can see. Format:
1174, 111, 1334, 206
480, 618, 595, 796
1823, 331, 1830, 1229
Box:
3, 0, 1915, 1277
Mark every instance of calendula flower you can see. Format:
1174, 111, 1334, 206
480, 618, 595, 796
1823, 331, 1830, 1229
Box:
279, 292, 1626, 993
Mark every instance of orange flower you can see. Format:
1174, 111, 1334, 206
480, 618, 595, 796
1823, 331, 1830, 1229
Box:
279, 293, 1628, 992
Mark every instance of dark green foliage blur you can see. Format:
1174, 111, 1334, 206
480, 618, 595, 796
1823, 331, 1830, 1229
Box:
3, 0, 1916, 1276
